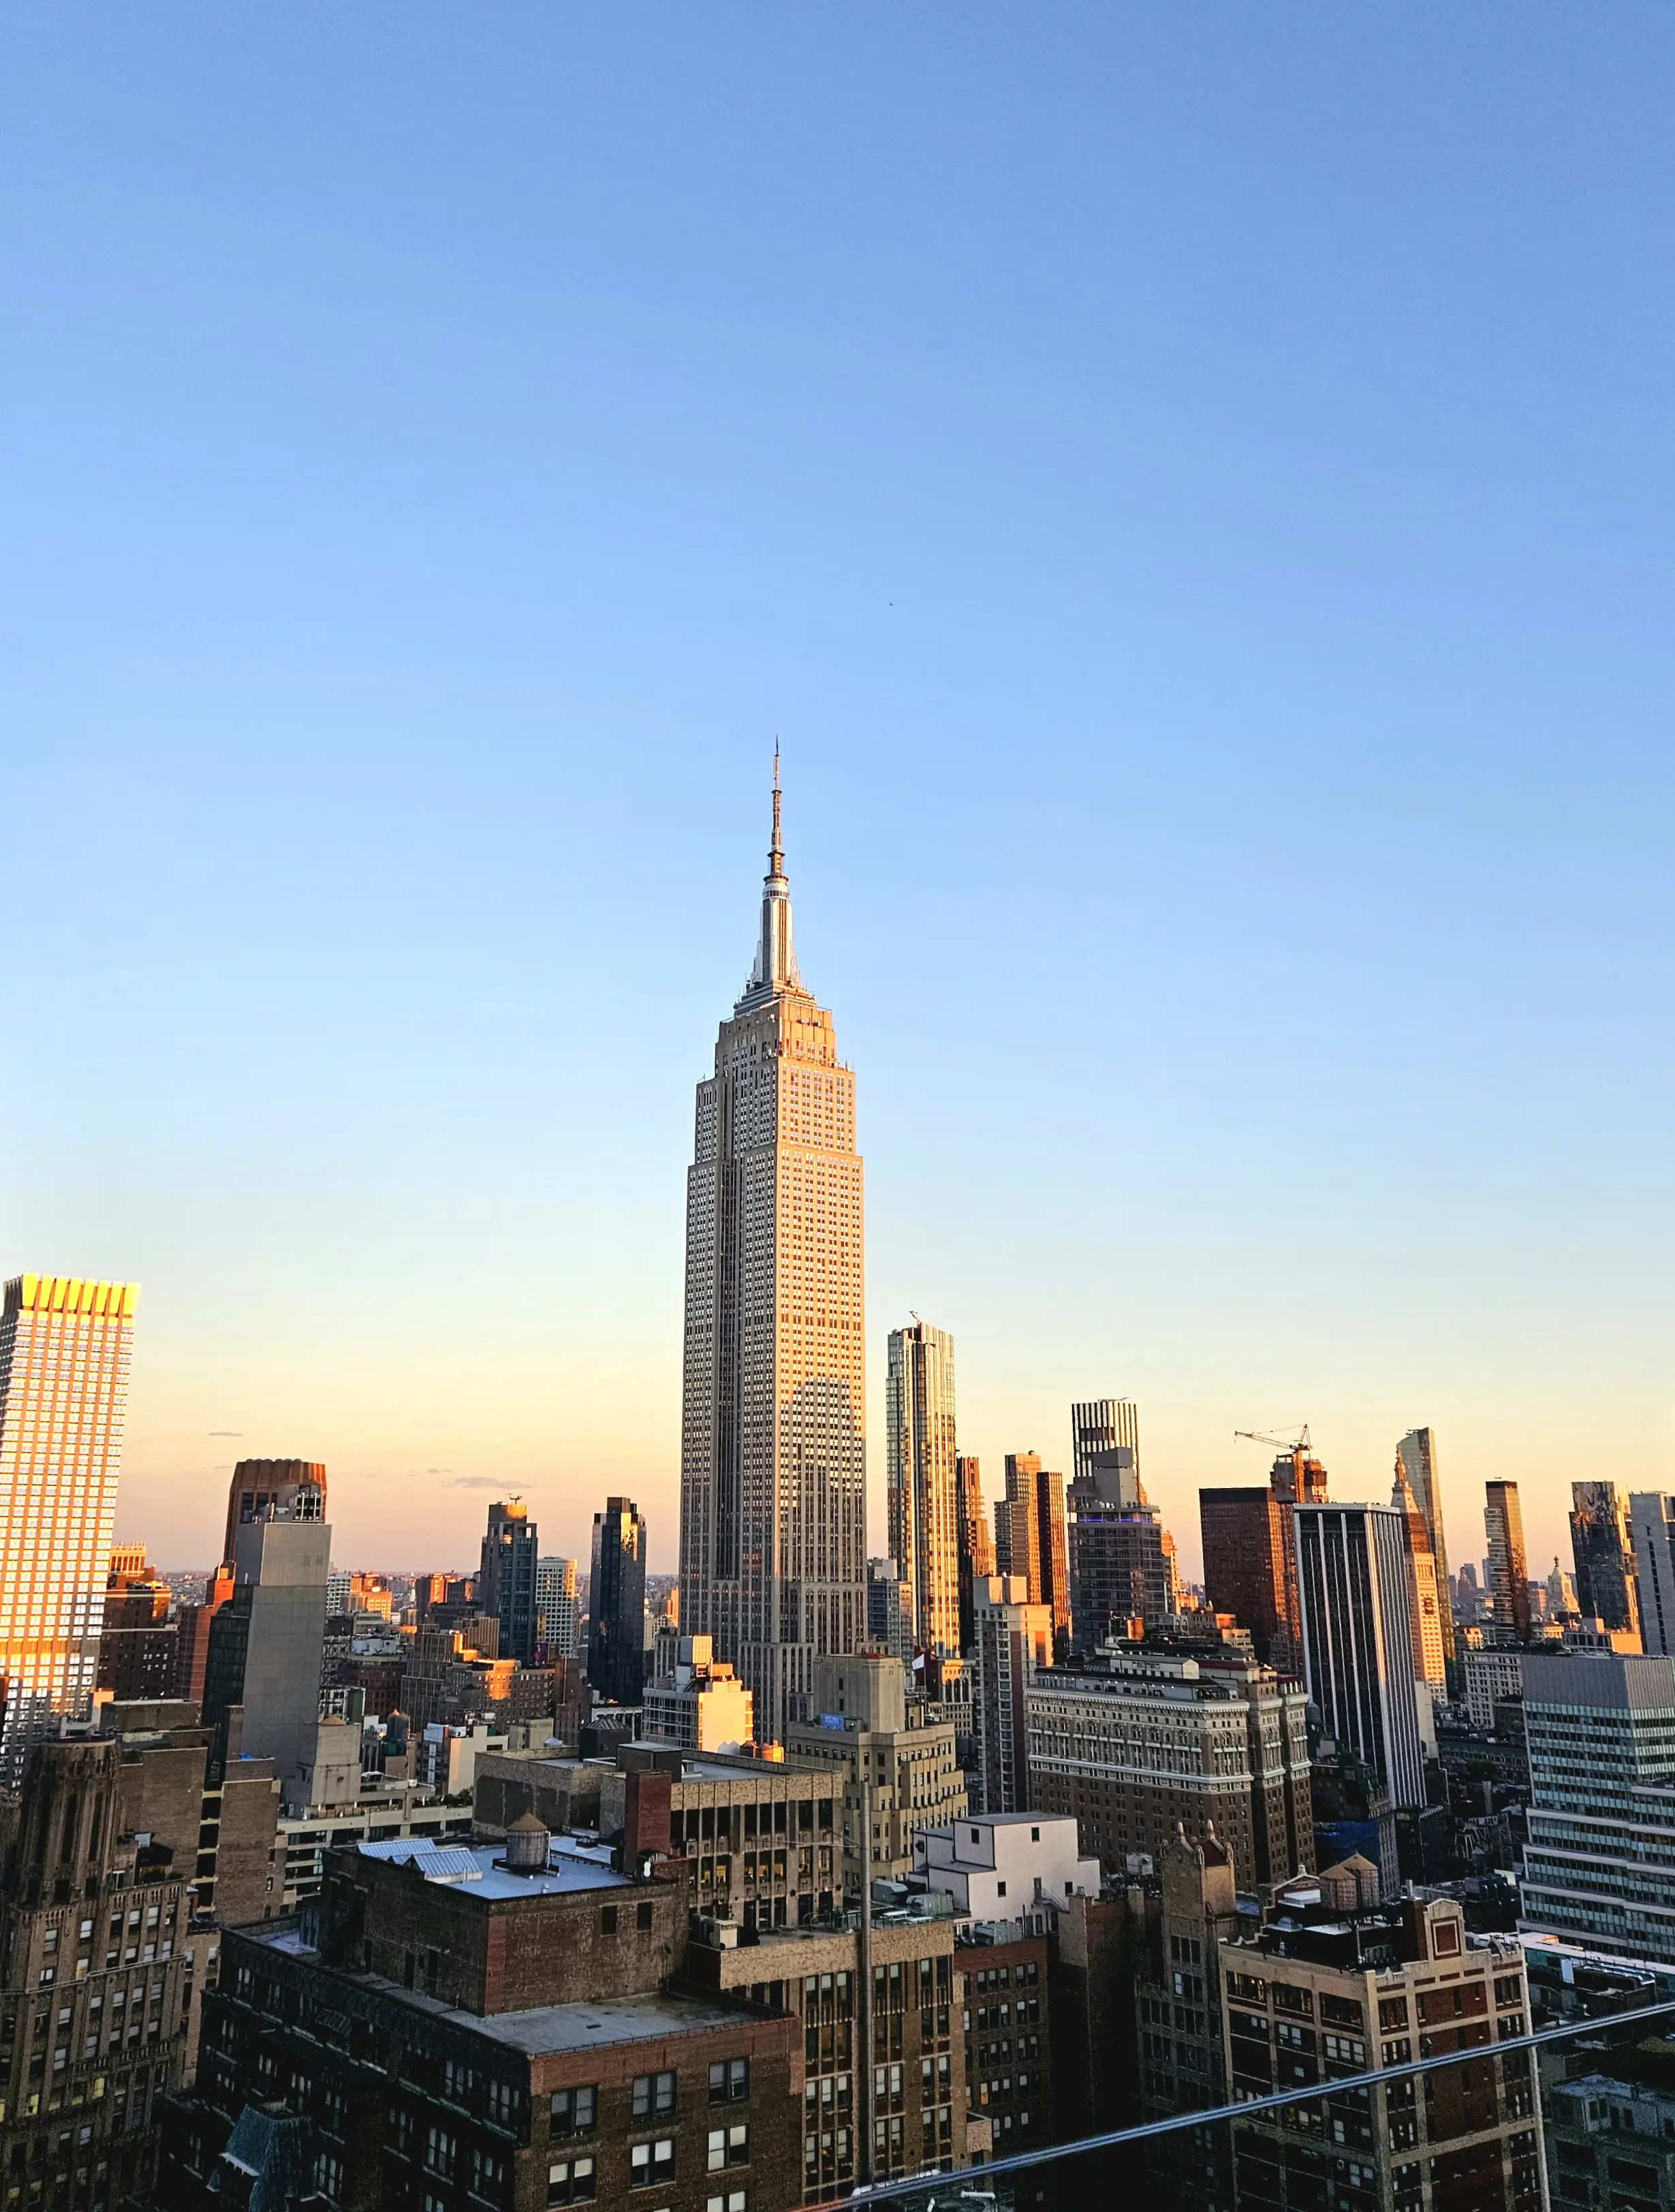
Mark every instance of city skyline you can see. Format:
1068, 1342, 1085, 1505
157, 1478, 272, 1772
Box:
7, 14, 1674, 1584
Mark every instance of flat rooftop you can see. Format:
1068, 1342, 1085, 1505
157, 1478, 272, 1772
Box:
242, 1923, 764, 2053
355, 1836, 631, 1900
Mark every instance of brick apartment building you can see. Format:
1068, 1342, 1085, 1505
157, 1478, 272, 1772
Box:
152, 1818, 800, 2212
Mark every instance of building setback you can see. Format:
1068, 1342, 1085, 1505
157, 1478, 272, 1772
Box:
1025, 1641, 1313, 1892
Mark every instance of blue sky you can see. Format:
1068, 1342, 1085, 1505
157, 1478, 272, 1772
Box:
3, 7, 1672, 1577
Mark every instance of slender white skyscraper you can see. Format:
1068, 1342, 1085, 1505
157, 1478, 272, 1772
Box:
0, 1275, 139, 1787
679, 764, 866, 1739
886, 1319, 959, 1662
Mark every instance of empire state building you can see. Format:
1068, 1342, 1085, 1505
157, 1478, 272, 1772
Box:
678, 767, 866, 1741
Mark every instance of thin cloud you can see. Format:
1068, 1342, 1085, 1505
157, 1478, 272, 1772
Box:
450, 1476, 503, 1491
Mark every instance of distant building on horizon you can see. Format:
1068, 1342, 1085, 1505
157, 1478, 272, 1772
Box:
1571, 1479, 1642, 1645
1200, 1485, 1293, 1669
1293, 1501, 1426, 1811
478, 1496, 538, 1664
1484, 1479, 1531, 1644
885, 1318, 960, 1660
1396, 1425, 1456, 1675
1391, 1461, 1447, 1690
995, 1451, 1070, 1656
0, 1274, 140, 1787
677, 766, 866, 1739
535, 1553, 580, 1662
1069, 1397, 1140, 1483
589, 1495, 646, 1706
221, 1457, 327, 1571
202, 1491, 331, 1810
1067, 1447, 1174, 1654
954, 1453, 996, 1653
1630, 1495, 1675, 1658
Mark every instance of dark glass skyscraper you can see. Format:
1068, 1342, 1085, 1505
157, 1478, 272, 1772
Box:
589, 1495, 646, 1705
1570, 1479, 1642, 1642
479, 1498, 539, 1665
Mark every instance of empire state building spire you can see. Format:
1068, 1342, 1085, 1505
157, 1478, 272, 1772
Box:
742, 746, 800, 1004
681, 763, 866, 1742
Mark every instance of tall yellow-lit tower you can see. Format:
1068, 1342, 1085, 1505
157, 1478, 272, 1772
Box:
679, 763, 866, 1740
0, 1274, 140, 1786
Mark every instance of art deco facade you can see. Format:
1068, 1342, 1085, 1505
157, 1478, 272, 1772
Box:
0, 1275, 139, 1788
885, 1319, 960, 1661
680, 772, 866, 1739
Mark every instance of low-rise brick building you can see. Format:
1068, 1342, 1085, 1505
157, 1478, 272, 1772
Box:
956, 1929, 1050, 2158
151, 1824, 800, 2212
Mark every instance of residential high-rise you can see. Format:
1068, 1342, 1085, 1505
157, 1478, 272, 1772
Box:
201, 1497, 331, 1810
1070, 1397, 1140, 1483
885, 1318, 960, 1660
1631, 1496, 1675, 1658
1391, 1462, 1447, 1690
219, 1457, 326, 1569
1571, 1479, 1642, 1644
0, 1274, 140, 1788
678, 765, 866, 1739
995, 1452, 1070, 1654
1520, 1649, 1675, 1963
1067, 1451, 1174, 1654
1396, 1425, 1456, 1673
1199, 1488, 1292, 1666
1292, 1502, 1426, 1810
478, 1496, 539, 1664
1484, 1479, 1532, 1643
535, 1553, 581, 1661
955, 1454, 996, 1653
969, 1575, 1053, 1814
589, 1495, 646, 1707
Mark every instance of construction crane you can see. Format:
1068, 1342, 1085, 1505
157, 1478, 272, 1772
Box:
1234, 1425, 1312, 1455
1234, 1424, 1326, 1504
